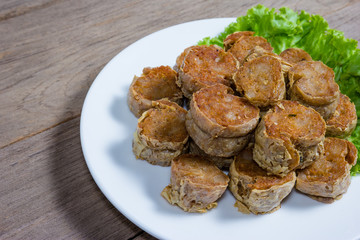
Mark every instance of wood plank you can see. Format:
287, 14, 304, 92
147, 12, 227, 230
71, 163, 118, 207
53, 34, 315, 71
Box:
0, 0, 358, 148
0, 117, 149, 239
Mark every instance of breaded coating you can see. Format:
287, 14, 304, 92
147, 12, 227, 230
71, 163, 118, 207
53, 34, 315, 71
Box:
128, 66, 183, 117
253, 100, 326, 176
279, 48, 312, 64
133, 100, 188, 166
176, 45, 238, 98
229, 147, 296, 214
296, 137, 357, 203
234, 55, 286, 108
161, 154, 229, 213
326, 93, 357, 138
288, 61, 340, 119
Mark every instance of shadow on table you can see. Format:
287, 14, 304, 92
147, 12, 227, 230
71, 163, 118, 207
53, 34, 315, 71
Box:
50, 80, 156, 239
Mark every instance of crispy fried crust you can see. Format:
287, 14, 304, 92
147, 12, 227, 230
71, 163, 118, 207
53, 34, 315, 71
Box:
161, 154, 229, 213
190, 84, 260, 137
253, 101, 326, 176
234, 55, 286, 108
288, 61, 340, 119
128, 66, 183, 117
296, 137, 358, 201
189, 140, 234, 169
133, 100, 189, 166
279, 48, 312, 64
185, 111, 250, 157
223, 31, 255, 51
176, 45, 238, 98
326, 93, 358, 138
229, 147, 296, 214
227, 35, 273, 64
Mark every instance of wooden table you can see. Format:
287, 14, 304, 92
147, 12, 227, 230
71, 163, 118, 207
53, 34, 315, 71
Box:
1, 0, 359, 239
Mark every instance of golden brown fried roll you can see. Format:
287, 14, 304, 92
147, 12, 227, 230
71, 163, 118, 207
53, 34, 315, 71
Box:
296, 137, 357, 203
223, 31, 255, 51
128, 66, 183, 117
133, 100, 188, 166
253, 100, 326, 176
279, 48, 312, 64
161, 154, 229, 213
229, 147, 296, 214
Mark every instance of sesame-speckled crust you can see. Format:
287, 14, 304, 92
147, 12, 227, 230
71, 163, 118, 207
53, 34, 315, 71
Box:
253, 101, 326, 176
176, 45, 238, 99
186, 111, 250, 157
288, 61, 340, 119
234, 55, 286, 108
133, 100, 189, 166
229, 147, 296, 214
127, 66, 183, 118
190, 84, 260, 138
326, 93, 357, 138
296, 137, 358, 202
161, 154, 229, 213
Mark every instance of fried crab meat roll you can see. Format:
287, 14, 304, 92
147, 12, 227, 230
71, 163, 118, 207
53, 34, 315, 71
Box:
253, 100, 326, 176
128, 65, 183, 117
223, 31, 255, 51
296, 137, 357, 203
175, 45, 238, 98
132, 100, 188, 166
227, 35, 273, 64
279, 48, 312, 64
161, 154, 229, 213
186, 84, 260, 157
234, 55, 286, 108
229, 147, 296, 214
288, 61, 340, 119
326, 93, 357, 138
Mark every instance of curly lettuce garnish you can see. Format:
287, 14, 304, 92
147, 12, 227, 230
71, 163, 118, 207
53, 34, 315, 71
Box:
199, 4, 360, 175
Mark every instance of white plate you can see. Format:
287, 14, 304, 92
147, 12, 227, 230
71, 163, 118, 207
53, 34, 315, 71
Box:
80, 18, 360, 240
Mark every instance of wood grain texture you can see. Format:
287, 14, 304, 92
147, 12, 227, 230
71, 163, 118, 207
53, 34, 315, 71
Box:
0, 0, 359, 239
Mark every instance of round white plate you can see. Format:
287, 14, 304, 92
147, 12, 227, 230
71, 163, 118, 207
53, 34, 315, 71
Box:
80, 18, 360, 240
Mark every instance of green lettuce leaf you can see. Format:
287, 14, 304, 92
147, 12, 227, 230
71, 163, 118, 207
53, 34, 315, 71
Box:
198, 4, 360, 174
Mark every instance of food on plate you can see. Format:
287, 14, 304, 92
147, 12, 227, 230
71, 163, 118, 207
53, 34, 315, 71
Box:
287, 61, 340, 119
279, 48, 312, 64
175, 45, 238, 98
326, 93, 357, 138
253, 100, 326, 176
296, 137, 357, 203
128, 66, 183, 117
161, 154, 229, 213
223, 31, 254, 51
132, 100, 188, 166
189, 140, 233, 170
229, 146, 296, 214
186, 84, 259, 157
234, 55, 286, 108
226, 34, 273, 64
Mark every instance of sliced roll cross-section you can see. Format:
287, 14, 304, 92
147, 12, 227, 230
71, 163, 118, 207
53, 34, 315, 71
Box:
296, 137, 357, 203
253, 100, 326, 176
288, 61, 340, 119
326, 93, 357, 138
186, 84, 260, 157
175, 45, 238, 98
133, 100, 188, 166
229, 146, 296, 214
128, 66, 183, 117
161, 154, 229, 213
234, 55, 286, 109
279, 48, 312, 65
223, 31, 255, 51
